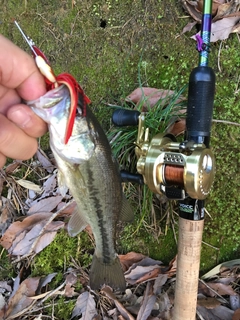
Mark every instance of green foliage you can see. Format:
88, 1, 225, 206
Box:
0, 248, 15, 280
32, 230, 92, 277
45, 296, 76, 319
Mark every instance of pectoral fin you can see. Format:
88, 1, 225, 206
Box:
57, 170, 68, 197
67, 207, 88, 237
119, 195, 134, 222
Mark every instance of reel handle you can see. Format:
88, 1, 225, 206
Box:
120, 170, 144, 185
112, 109, 140, 127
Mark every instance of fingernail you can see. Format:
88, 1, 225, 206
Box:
9, 108, 31, 128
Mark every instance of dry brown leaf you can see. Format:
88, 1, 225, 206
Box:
0, 200, 15, 236
232, 308, 240, 320
167, 119, 186, 136
56, 200, 77, 216
197, 0, 224, 16
5, 277, 40, 319
230, 295, 240, 311
15, 179, 42, 193
197, 305, 234, 320
125, 265, 162, 285
137, 282, 156, 320
181, 21, 197, 35
211, 16, 240, 41
153, 274, 168, 295
136, 267, 161, 284
101, 286, 135, 320
181, 0, 202, 22
208, 282, 237, 296
5, 161, 21, 174
40, 174, 57, 198
27, 195, 63, 215
119, 252, 146, 272
125, 87, 185, 111
64, 273, 78, 297
36, 149, 55, 173
197, 296, 222, 309
71, 291, 97, 319
0, 212, 51, 250
10, 220, 64, 255
0, 211, 64, 257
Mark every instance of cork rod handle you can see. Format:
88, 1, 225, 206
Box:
173, 218, 204, 320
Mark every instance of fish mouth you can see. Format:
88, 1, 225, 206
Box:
26, 85, 68, 109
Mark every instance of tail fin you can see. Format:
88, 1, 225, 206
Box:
89, 254, 126, 291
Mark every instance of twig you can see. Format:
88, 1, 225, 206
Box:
202, 241, 219, 251
217, 40, 223, 72
204, 207, 212, 219
212, 119, 240, 126
196, 308, 206, 320
37, 281, 66, 305
199, 278, 229, 304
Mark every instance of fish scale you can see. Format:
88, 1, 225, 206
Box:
27, 84, 133, 291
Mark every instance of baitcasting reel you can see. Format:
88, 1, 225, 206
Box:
112, 108, 215, 201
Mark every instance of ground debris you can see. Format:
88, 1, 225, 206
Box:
180, 0, 240, 42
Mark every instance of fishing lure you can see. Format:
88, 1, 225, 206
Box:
14, 21, 90, 144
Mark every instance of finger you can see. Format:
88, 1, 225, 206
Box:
7, 104, 48, 138
0, 86, 21, 113
0, 35, 46, 100
0, 113, 38, 160
0, 152, 7, 168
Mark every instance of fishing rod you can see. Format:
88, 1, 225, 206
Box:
173, 0, 215, 318
112, 0, 215, 318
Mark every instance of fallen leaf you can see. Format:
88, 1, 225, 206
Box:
153, 274, 168, 295
210, 16, 240, 42
119, 252, 146, 272
5, 277, 40, 319
136, 267, 161, 284
64, 273, 78, 297
201, 259, 240, 279
5, 161, 21, 174
232, 308, 240, 320
15, 179, 42, 193
125, 87, 185, 111
125, 265, 162, 285
207, 282, 237, 296
180, 20, 197, 35
0, 212, 51, 250
197, 295, 222, 309
28, 195, 63, 215
41, 174, 57, 198
0, 212, 64, 257
101, 286, 135, 320
137, 282, 156, 320
36, 149, 55, 173
230, 295, 240, 311
0, 200, 15, 236
71, 291, 97, 319
37, 273, 57, 293
197, 305, 234, 320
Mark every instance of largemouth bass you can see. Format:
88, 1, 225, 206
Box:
27, 84, 133, 291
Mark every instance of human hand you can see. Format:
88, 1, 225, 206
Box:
0, 34, 47, 167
